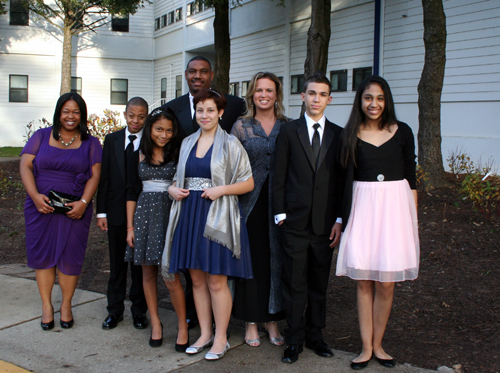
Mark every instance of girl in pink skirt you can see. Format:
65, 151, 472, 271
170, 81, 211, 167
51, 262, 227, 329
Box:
337, 76, 419, 370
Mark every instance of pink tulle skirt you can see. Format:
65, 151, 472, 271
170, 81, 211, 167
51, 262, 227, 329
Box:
336, 180, 419, 282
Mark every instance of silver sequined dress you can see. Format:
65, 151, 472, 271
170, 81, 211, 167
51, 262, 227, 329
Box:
125, 161, 176, 266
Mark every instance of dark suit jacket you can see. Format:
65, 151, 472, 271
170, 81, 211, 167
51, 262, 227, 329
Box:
161, 93, 246, 138
273, 116, 344, 236
96, 129, 128, 226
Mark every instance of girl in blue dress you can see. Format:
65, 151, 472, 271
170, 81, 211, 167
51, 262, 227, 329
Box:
162, 89, 254, 361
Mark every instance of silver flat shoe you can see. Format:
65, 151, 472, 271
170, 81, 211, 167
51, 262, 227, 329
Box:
205, 342, 230, 360
185, 336, 214, 354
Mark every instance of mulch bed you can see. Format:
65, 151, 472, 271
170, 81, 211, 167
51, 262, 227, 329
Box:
1, 159, 498, 372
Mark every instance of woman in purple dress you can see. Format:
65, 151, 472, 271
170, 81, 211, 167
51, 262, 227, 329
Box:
20, 93, 102, 331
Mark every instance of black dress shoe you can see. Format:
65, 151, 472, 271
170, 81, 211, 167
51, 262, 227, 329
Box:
133, 314, 148, 329
149, 322, 163, 348
376, 357, 396, 368
41, 320, 54, 331
102, 314, 123, 330
282, 345, 303, 364
60, 319, 74, 329
305, 340, 334, 358
351, 356, 372, 370
175, 331, 190, 353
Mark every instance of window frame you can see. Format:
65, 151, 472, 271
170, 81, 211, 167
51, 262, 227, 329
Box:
241, 81, 250, 98
161, 14, 167, 28
10, 0, 29, 26
168, 11, 174, 25
110, 78, 128, 105
160, 77, 167, 104
330, 69, 348, 92
352, 67, 373, 91
290, 74, 305, 95
71, 77, 82, 96
175, 7, 183, 22
187, 2, 194, 17
175, 75, 182, 98
9, 74, 29, 103
154, 17, 160, 30
111, 13, 129, 32
229, 82, 240, 97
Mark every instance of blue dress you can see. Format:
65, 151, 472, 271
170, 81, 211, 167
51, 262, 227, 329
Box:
169, 144, 253, 279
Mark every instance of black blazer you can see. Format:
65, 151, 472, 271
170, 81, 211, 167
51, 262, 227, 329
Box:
273, 116, 344, 236
161, 93, 246, 138
96, 129, 128, 226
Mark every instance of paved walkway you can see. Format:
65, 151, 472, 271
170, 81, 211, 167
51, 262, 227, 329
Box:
0, 264, 438, 373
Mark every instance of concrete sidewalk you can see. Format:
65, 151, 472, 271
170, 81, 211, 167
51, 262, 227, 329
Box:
0, 264, 438, 373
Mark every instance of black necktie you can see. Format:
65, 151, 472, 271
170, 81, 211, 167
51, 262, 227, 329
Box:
125, 134, 137, 160
312, 123, 321, 167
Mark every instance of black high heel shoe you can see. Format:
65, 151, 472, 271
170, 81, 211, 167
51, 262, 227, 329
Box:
175, 330, 190, 353
60, 319, 74, 329
41, 320, 54, 331
149, 322, 163, 348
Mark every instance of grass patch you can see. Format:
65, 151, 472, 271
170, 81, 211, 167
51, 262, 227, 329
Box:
0, 147, 22, 157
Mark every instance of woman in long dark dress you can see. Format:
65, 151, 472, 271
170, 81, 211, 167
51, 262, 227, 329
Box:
125, 108, 188, 350
336, 76, 419, 370
20, 93, 102, 330
162, 89, 254, 361
231, 72, 288, 347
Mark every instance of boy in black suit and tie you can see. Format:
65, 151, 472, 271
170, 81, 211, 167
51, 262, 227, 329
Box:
97, 97, 149, 330
273, 73, 344, 364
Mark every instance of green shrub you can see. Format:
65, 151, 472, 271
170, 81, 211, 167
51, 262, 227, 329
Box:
461, 171, 500, 219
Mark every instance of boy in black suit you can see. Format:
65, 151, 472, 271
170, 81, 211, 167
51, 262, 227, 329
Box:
273, 73, 344, 364
97, 97, 149, 330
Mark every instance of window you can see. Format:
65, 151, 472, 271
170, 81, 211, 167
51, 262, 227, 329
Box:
161, 14, 167, 28
168, 11, 174, 25
330, 69, 347, 92
111, 14, 129, 32
194, 0, 202, 13
154, 17, 160, 30
110, 79, 128, 105
10, 0, 29, 26
229, 82, 240, 97
290, 74, 305, 94
352, 67, 372, 91
175, 75, 182, 98
187, 2, 194, 17
9, 75, 28, 102
175, 7, 182, 22
161, 78, 167, 104
71, 77, 82, 96
241, 81, 250, 98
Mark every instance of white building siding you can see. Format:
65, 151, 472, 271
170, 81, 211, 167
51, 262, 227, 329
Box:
153, 54, 184, 107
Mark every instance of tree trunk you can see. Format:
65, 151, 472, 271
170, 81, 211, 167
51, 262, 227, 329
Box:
60, 22, 73, 95
302, 0, 331, 114
417, 0, 447, 187
212, 0, 230, 94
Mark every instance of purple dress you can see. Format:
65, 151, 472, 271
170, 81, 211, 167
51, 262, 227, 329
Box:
21, 127, 102, 275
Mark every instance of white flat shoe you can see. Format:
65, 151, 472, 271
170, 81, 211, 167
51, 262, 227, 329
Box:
205, 342, 230, 360
185, 336, 214, 354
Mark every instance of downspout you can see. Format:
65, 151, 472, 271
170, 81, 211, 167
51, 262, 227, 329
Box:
373, 0, 381, 75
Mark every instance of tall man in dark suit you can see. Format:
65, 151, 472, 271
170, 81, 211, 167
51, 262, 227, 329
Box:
96, 97, 149, 330
161, 55, 246, 327
273, 73, 344, 364
161, 55, 246, 137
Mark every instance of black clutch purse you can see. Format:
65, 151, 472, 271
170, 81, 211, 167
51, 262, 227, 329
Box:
48, 190, 80, 214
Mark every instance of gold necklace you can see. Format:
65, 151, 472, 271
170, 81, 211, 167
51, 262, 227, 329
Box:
59, 132, 79, 147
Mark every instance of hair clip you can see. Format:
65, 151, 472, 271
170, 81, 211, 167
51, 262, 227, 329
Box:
209, 89, 222, 98
151, 108, 163, 116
